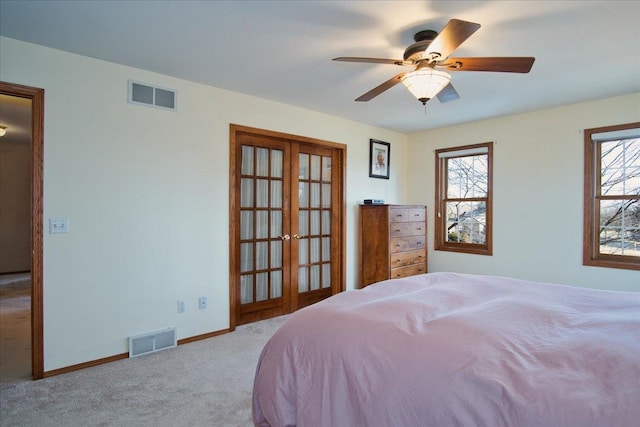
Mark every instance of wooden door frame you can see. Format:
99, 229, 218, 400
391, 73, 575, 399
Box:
229, 124, 346, 331
0, 81, 44, 380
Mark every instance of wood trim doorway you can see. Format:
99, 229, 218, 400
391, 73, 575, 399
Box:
0, 81, 44, 380
229, 124, 346, 330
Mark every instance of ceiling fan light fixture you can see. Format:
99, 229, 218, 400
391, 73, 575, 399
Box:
401, 68, 451, 105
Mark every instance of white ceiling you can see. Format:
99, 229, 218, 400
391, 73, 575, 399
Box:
1, 0, 639, 134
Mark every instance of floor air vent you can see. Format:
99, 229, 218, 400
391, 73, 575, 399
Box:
129, 327, 177, 358
128, 80, 177, 111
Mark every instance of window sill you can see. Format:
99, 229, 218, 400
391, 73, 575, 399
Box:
583, 256, 640, 271
435, 244, 492, 256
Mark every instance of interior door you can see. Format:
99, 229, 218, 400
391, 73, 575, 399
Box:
291, 143, 338, 310
230, 125, 345, 327
0, 81, 44, 380
234, 132, 291, 324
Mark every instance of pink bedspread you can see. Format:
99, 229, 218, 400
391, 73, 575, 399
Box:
252, 272, 640, 426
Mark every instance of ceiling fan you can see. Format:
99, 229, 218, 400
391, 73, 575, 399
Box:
333, 19, 535, 105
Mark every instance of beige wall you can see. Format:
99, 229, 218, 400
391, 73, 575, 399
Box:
407, 93, 640, 291
0, 36, 410, 371
1, 34, 638, 373
0, 128, 31, 273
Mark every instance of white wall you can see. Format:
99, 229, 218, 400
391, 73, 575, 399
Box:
0, 37, 410, 371
407, 93, 640, 291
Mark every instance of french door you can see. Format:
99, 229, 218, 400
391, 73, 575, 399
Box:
229, 125, 345, 327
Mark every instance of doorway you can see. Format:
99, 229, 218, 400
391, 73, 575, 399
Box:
0, 82, 44, 380
229, 125, 346, 328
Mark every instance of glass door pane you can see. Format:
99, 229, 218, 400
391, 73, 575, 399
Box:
239, 145, 286, 306
296, 149, 334, 296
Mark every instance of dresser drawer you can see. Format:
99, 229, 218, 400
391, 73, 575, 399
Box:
390, 208, 425, 223
360, 204, 428, 288
389, 221, 426, 238
390, 263, 427, 279
390, 235, 425, 253
390, 249, 426, 268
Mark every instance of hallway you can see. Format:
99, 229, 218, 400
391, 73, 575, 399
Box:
0, 272, 30, 382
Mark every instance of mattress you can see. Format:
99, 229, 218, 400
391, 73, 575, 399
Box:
252, 272, 640, 427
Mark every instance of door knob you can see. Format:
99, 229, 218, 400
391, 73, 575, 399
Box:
293, 234, 303, 239
280, 234, 291, 241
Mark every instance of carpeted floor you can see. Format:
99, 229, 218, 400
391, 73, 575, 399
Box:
0, 312, 288, 427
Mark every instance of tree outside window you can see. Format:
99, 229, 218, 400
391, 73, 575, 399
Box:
584, 122, 640, 270
435, 142, 493, 255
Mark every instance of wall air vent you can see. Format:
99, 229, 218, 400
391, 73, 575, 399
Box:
129, 327, 177, 358
128, 80, 177, 111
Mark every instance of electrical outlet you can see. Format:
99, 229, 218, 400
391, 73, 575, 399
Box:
199, 296, 207, 310
177, 300, 185, 313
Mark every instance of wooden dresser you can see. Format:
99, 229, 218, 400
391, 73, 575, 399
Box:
359, 204, 428, 287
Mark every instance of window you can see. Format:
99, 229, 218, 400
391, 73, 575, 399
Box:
435, 142, 493, 255
584, 122, 640, 270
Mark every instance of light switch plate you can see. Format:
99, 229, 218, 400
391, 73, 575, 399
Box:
49, 217, 69, 234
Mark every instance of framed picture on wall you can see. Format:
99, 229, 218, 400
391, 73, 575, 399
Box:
369, 139, 390, 179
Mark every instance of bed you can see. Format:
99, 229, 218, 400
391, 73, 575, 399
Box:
252, 272, 640, 427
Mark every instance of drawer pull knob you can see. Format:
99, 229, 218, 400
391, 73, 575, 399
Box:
417, 242, 423, 245
396, 214, 403, 217
395, 245, 401, 248
417, 227, 422, 231
394, 229, 400, 232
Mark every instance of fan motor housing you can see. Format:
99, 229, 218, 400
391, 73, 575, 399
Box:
403, 30, 439, 62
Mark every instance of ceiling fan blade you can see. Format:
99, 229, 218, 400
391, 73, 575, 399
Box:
333, 57, 410, 66
426, 19, 481, 60
441, 57, 535, 73
355, 72, 406, 102
437, 83, 460, 103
